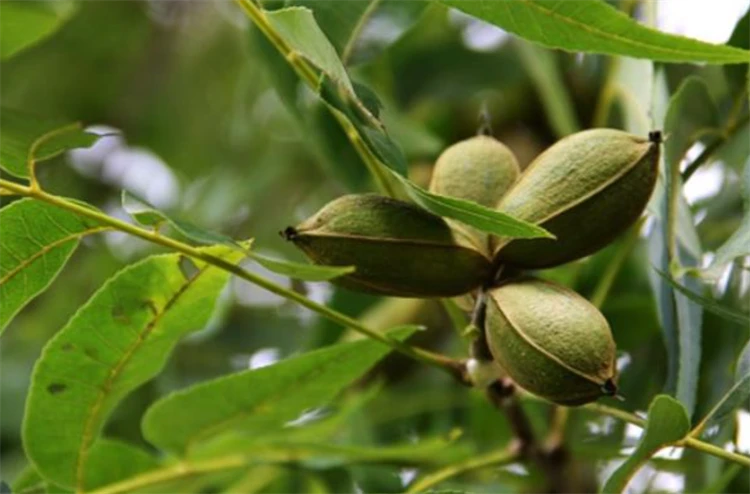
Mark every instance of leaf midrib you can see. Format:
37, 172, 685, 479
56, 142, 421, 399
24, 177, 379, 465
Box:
517, 0, 750, 61
180, 342, 376, 453
0, 227, 111, 286
74, 260, 210, 490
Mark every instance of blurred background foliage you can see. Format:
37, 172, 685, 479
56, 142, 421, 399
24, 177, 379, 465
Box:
1, 0, 749, 492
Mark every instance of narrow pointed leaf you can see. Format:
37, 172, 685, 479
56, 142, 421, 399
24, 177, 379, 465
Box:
81, 439, 160, 491
0, 108, 100, 179
441, 0, 750, 64
654, 269, 749, 326
318, 75, 407, 175
292, 0, 426, 64
646, 76, 708, 415
291, 0, 373, 55
724, 8, 750, 92
265, 7, 353, 91
121, 190, 243, 249
142, 327, 418, 455
708, 157, 750, 271
23, 246, 244, 489
696, 342, 750, 431
602, 395, 690, 493
190, 435, 466, 468
709, 219, 750, 272
0, 199, 107, 334
663, 77, 719, 169
249, 252, 354, 282
0, 1, 78, 60
394, 174, 554, 239
122, 192, 348, 281
244, 2, 410, 179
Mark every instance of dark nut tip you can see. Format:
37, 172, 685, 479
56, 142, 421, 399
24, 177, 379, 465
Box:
281, 227, 298, 241
648, 130, 663, 144
601, 379, 618, 397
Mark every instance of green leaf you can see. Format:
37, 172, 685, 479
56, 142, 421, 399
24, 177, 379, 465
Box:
22, 246, 244, 489
142, 327, 418, 455
0, 199, 107, 334
190, 435, 465, 468
380, 106, 444, 158
250, 4, 410, 182
646, 75, 708, 415
692, 340, 750, 436
0, 108, 100, 179
394, 174, 554, 239
251, 30, 371, 190
708, 211, 750, 271
319, 76, 408, 176
248, 252, 355, 282
654, 269, 749, 326
422, 491, 467, 494
441, 0, 750, 64
601, 395, 690, 494
700, 464, 745, 494
742, 157, 750, 209
122, 191, 350, 281
613, 57, 654, 135
121, 190, 243, 249
258, 4, 410, 177
708, 157, 750, 270
293, 0, 427, 65
663, 77, 719, 169
292, 0, 374, 56
12, 438, 159, 494
724, 7, 750, 93
81, 439, 159, 491
0, 1, 78, 60
12, 467, 41, 494
266, 7, 353, 92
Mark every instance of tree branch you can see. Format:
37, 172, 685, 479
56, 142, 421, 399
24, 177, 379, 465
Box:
0, 178, 464, 380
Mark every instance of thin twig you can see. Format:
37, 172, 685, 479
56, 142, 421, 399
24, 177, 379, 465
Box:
235, 0, 398, 198
0, 179, 464, 380
486, 379, 537, 451
586, 402, 750, 467
681, 114, 749, 181
406, 444, 521, 493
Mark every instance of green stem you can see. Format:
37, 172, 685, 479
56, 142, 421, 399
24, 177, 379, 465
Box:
406, 445, 521, 493
87, 401, 750, 494
0, 179, 462, 379
89, 456, 247, 494
585, 402, 750, 468
235, 0, 398, 198
585, 402, 646, 427
681, 113, 749, 182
